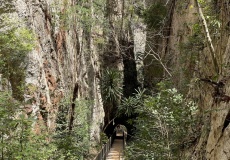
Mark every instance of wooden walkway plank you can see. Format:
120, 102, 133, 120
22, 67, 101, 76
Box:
94, 130, 125, 160
106, 134, 124, 160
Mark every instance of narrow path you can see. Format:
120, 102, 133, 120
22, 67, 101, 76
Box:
106, 133, 124, 160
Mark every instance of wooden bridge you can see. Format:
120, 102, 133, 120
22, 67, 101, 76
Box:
94, 130, 125, 160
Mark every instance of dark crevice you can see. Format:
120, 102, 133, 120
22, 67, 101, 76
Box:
40, 107, 48, 127
9, 72, 25, 101
104, 38, 138, 139
120, 39, 138, 139
222, 111, 230, 132
68, 83, 78, 131
104, 117, 132, 140
121, 40, 139, 98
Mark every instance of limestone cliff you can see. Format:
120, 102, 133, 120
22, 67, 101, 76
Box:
170, 1, 230, 160
10, 0, 230, 158
14, 0, 104, 148
144, 0, 230, 159
13, 0, 139, 151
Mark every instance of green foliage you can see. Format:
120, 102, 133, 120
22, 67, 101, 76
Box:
101, 68, 122, 125
0, 1, 15, 24
101, 68, 122, 104
0, 91, 55, 160
198, 0, 221, 38
176, 0, 190, 14
0, 17, 35, 100
53, 98, 91, 160
51, 0, 106, 31
142, 3, 167, 29
0, 27, 34, 71
0, 0, 14, 12
122, 82, 198, 159
0, 91, 92, 160
179, 23, 204, 55
117, 88, 145, 117
177, 23, 204, 92
100, 132, 108, 145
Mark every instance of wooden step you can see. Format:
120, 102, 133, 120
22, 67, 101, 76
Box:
106, 139, 124, 160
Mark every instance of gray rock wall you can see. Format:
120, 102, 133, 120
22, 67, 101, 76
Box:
15, 0, 104, 147
168, 0, 230, 159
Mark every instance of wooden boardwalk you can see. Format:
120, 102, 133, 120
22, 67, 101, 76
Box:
106, 132, 124, 160
93, 128, 126, 160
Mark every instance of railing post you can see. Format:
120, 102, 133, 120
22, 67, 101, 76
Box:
93, 131, 117, 160
123, 131, 126, 150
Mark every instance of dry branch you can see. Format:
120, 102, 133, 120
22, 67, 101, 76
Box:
195, 0, 219, 74
145, 43, 172, 77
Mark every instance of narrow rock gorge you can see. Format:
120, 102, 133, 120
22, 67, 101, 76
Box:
1, 0, 230, 159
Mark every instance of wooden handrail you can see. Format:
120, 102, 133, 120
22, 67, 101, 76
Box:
123, 131, 125, 149
103, 117, 117, 132
94, 130, 126, 160
94, 131, 116, 160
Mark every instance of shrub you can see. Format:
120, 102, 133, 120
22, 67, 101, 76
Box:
121, 82, 198, 159
0, 91, 54, 159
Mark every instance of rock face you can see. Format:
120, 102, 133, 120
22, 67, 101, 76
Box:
149, 0, 230, 159
141, 0, 230, 159
13, 0, 230, 158
15, 0, 104, 147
